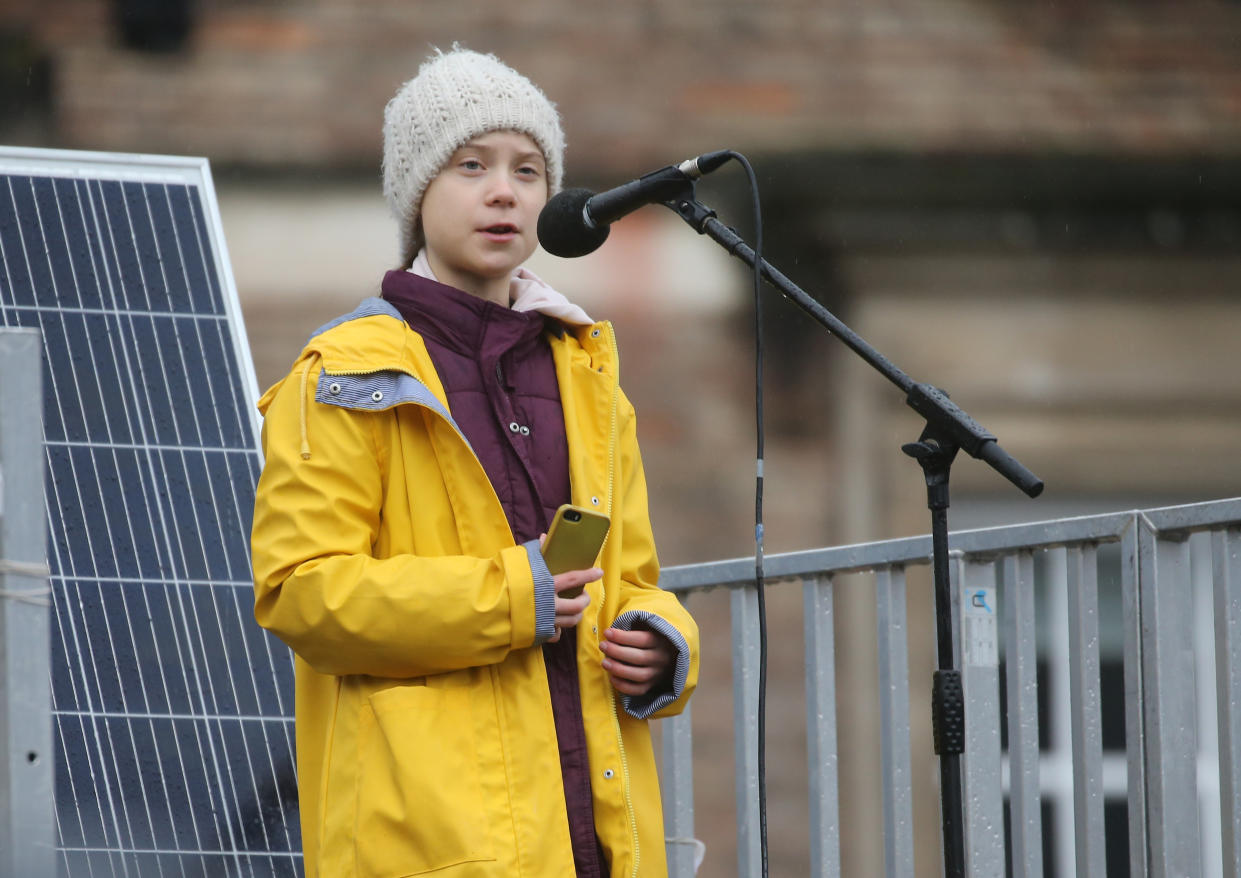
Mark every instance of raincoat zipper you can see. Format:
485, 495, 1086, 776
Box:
594, 321, 641, 878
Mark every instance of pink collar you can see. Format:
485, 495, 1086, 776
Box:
409, 250, 594, 326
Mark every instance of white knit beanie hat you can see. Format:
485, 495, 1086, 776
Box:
382, 46, 566, 264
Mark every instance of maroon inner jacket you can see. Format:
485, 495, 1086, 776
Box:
382, 269, 605, 877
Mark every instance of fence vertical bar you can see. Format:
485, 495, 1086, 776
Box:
1189, 531, 1222, 878
803, 573, 840, 878
1067, 544, 1107, 877
1044, 547, 1074, 878
0, 328, 53, 878
1139, 517, 1202, 877
732, 585, 762, 878
1212, 527, 1241, 877
1004, 549, 1043, 878
875, 566, 913, 878
1121, 515, 1150, 877
956, 556, 1005, 877
663, 667, 697, 876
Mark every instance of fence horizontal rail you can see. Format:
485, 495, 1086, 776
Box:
660, 498, 1241, 594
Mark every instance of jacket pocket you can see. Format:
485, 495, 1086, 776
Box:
355, 680, 495, 876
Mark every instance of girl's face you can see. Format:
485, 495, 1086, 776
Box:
419, 130, 549, 305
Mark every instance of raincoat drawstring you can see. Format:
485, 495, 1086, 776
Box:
299, 354, 318, 459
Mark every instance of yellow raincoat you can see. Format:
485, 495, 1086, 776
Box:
251, 298, 698, 877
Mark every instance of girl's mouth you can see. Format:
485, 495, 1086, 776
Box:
482, 224, 518, 235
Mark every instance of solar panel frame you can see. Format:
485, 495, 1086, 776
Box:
0, 146, 300, 878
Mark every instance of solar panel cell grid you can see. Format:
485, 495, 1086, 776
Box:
0, 149, 300, 876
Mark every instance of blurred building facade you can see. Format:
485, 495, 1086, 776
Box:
6, 1, 1241, 875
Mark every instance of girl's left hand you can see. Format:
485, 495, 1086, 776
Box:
599, 627, 675, 696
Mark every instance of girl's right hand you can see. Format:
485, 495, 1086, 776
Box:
548, 567, 599, 643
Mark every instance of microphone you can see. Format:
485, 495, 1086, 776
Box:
537, 150, 732, 258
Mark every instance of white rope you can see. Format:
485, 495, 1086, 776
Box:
0, 559, 50, 578
0, 558, 52, 606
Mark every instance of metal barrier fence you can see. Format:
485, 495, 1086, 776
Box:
0, 327, 53, 877
658, 497, 1241, 878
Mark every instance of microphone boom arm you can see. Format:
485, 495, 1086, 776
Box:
662, 190, 1043, 498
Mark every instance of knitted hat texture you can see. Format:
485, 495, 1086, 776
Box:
382, 47, 565, 262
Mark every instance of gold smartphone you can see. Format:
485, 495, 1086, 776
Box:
542, 504, 611, 594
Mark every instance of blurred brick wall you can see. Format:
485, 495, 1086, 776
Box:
10, 0, 1241, 175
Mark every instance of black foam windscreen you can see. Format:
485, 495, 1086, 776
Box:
537, 187, 610, 258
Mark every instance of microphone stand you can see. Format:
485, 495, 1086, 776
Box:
659, 184, 1043, 878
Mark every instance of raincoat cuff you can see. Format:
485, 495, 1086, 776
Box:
525, 540, 557, 644
612, 610, 690, 719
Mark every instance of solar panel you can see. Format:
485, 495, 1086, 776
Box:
0, 146, 300, 877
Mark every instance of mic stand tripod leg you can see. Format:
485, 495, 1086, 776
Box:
902, 428, 967, 878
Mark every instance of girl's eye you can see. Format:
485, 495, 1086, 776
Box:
517, 165, 542, 178
461, 159, 484, 171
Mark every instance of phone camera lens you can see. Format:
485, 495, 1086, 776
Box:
566, 510, 581, 522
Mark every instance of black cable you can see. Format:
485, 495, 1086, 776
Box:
725, 149, 769, 878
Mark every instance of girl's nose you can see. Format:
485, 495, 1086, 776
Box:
486, 173, 517, 205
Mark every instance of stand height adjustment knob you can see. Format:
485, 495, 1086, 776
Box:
932, 670, 965, 756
